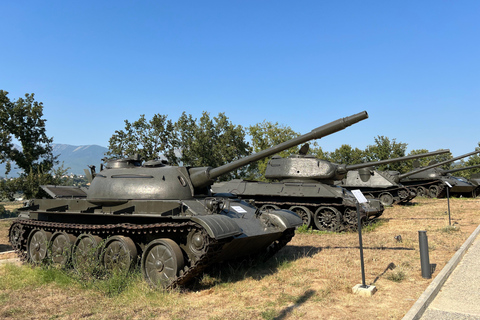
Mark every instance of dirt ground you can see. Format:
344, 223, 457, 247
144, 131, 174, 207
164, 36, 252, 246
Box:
1, 197, 479, 320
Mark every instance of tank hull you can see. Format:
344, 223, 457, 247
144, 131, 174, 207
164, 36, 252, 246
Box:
10, 195, 301, 288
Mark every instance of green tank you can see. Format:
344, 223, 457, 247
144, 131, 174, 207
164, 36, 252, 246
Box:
8, 111, 368, 288
394, 150, 480, 198
334, 149, 450, 206
212, 148, 387, 232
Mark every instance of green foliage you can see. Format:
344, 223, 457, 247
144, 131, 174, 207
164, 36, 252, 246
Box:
175, 112, 252, 180
364, 136, 408, 172
324, 144, 365, 164
0, 91, 60, 199
405, 149, 453, 173
248, 121, 300, 180
0, 91, 57, 174
386, 269, 406, 282
107, 114, 177, 163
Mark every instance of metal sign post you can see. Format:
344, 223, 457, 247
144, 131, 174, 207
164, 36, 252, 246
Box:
351, 190, 376, 296
445, 181, 452, 226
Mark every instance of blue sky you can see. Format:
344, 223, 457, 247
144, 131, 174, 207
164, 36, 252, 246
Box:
2, 1, 479, 158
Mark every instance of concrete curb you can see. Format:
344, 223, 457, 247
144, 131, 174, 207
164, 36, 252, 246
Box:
402, 223, 480, 320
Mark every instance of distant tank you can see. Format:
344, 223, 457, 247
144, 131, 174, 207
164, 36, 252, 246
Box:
435, 164, 480, 197
8, 111, 368, 289
212, 147, 386, 232
468, 172, 480, 197
394, 150, 480, 198
334, 149, 451, 206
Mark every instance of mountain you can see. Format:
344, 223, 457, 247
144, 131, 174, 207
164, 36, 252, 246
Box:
0, 144, 108, 177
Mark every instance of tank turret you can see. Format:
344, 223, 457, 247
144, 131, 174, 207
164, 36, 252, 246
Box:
397, 150, 480, 198
10, 111, 368, 289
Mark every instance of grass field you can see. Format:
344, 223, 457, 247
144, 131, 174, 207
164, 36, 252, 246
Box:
1, 197, 479, 319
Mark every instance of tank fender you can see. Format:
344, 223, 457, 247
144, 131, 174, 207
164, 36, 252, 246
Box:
190, 215, 243, 240
261, 209, 303, 231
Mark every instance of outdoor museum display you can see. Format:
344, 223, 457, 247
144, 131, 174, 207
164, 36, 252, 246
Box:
212, 146, 387, 232
335, 149, 451, 206
394, 150, 480, 198
8, 111, 369, 288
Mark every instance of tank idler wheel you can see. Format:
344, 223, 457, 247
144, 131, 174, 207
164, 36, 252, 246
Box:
416, 186, 427, 197
259, 204, 280, 211
313, 206, 342, 232
72, 233, 103, 273
101, 236, 138, 274
142, 239, 185, 288
9, 222, 24, 250
429, 185, 440, 198
378, 192, 394, 206
50, 232, 77, 266
289, 206, 313, 228
27, 229, 52, 264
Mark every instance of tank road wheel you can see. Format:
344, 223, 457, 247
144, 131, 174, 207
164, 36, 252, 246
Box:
9, 222, 24, 250
101, 236, 138, 274
27, 229, 52, 264
289, 206, 313, 227
378, 192, 394, 206
416, 186, 427, 197
72, 233, 103, 273
259, 204, 280, 211
141, 239, 185, 288
313, 207, 342, 232
50, 232, 77, 266
343, 208, 359, 230
429, 185, 440, 198
397, 189, 409, 201
184, 230, 208, 264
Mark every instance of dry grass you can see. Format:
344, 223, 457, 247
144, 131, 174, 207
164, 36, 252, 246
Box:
0, 197, 479, 320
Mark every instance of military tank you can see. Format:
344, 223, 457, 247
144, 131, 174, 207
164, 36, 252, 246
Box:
433, 164, 480, 197
212, 147, 386, 232
334, 149, 451, 206
468, 172, 480, 197
8, 111, 368, 289
394, 150, 480, 198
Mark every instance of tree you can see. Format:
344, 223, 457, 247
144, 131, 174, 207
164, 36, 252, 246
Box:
248, 121, 300, 180
175, 112, 252, 181
364, 136, 408, 172
0, 91, 59, 199
405, 149, 453, 173
107, 114, 177, 164
0, 91, 57, 175
326, 144, 365, 165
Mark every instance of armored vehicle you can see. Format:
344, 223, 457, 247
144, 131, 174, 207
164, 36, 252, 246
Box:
395, 150, 480, 198
468, 172, 480, 197
334, 149, 450, 206
9, 111, 368, 289
212, 147, 386, 232
434, 164, 480, 197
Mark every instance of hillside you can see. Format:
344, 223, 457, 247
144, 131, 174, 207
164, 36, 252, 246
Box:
0, 144, 108, 177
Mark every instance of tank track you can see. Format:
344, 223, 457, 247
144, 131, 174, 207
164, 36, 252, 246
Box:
8, 219, 229, 289
9, 219, 296, 289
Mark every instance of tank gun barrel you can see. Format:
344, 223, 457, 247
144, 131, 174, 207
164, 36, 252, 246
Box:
397, 150, 480, 180
190, 111, 369, 188
344, 149, 451, 171
443, 164, 480, 174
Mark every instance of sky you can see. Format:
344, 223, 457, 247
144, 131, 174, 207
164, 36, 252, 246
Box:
2, 1, 479, 158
